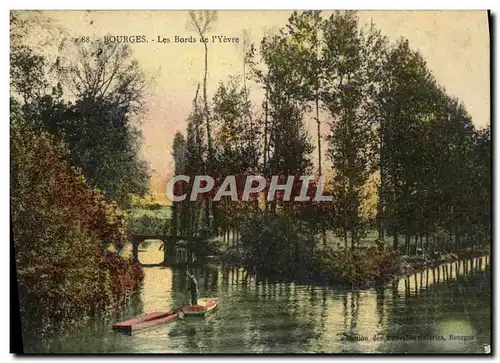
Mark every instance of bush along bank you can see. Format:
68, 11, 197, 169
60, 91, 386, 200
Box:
12, 123, 144, 352
317, 247, 402, 289
234, 214, 399, 287
232, 214, 489, 289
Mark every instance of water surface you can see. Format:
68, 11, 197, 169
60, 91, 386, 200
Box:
47, 243, 491, 354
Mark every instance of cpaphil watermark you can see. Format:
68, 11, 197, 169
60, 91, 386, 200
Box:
166, 175, 333, 203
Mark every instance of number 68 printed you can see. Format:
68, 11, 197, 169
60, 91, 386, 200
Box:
74, 36, 91, 43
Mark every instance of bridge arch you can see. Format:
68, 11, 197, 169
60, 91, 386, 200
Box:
129, 234, 205, 266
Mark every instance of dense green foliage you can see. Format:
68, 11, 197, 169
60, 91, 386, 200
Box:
240, 214, 317, 279
11, 122, 143, 349
173, 10, 490, 286
10, 12, 148, 349
127, 206, 171, 235
318, 247, 401, 288
10, 12, 149, 208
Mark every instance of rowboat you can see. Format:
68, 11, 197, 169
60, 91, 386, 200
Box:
182, 297, 219, 317
112, 310, 180, 335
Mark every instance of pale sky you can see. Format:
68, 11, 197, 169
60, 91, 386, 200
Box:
42, 10, 490, 203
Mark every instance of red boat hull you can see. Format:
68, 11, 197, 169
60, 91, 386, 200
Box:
183, 297, 219, 317
112, 310, 179, 335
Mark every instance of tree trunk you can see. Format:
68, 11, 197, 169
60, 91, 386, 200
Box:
270, 199, 277, 214
202, 41, 212, 231
263, 89, 268, 173
378, 116, 385, 245
164, 239, 176, 266
203, 42, 212, 166
393, 225, 399, 250
132, 241, 139, 263
171, 201, 178, 237
234, 230, 238, 251
316, 99, 321, 175
263, 89, 269, 216
204, 198, 210, 231
315, 29, 321, 176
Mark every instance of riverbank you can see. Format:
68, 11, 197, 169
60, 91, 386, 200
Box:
400, 249, 490, 277
218, 245, 490, 290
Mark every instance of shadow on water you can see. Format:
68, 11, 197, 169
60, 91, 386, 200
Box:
44, 253, 490, 354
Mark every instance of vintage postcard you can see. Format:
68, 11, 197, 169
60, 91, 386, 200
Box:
10, 10, 491, 354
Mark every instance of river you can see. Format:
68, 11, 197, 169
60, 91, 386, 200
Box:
46, 242, 491, 354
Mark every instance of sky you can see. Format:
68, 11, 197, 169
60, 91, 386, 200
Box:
41, 10, 490, 204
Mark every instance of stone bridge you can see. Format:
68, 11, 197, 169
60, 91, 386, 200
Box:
130, 234, 206, 266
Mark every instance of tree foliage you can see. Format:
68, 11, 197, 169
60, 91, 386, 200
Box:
117, 11, 491, 283
10, 11, 148, 349
11, 13, 150, 207
11, 121, 143, 350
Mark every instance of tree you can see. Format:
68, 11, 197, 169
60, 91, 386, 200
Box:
373, 38, 438, 250
258, 28, 314, 195
361, 22, 389, 246
469, 125, 491, 246
287, 11, 323, 175
211, 77, 260, 243
235, 29, 253, 90
188, 11, 218, 230
12, 24, 151, 206
212, 78, 258, 175
10, 11, 69, 104
171, 131, 187, 236
11, 120, 143, 350
58, 40, 148, 111
321, 11, 377, 249
183, 84, 206, 236
286, 10, 331, 247
188, 10, 218, 173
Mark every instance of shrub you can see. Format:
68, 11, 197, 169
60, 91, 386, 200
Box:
318, 247, 401, 288
239, 214, 317, 279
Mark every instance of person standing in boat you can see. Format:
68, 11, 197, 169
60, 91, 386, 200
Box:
187, 271, 199, 306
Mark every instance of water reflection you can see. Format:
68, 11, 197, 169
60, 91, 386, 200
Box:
46, 247, 490, 354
